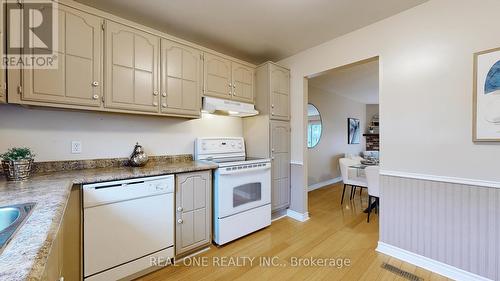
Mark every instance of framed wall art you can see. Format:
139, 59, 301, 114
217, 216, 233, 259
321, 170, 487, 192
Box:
473, 47, 500, 141
348, 118, 360, 144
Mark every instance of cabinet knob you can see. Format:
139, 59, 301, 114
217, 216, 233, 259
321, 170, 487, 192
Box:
177, 206, 183, 212
177, 219, 183, 224
153, 102, 158, 106
92, 81, 99, 87
229, 83, 232, 87
162, 92, 167, 97
271, 104, 275, 108
162, 103, 167, 108
271, 112, 275, 116
92, 94, 99, 100
153, 91, 159, 96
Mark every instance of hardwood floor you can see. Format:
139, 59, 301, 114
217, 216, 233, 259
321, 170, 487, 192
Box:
137, 183, 449, 281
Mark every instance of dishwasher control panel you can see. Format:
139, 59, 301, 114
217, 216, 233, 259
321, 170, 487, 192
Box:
83, 175, 174, 208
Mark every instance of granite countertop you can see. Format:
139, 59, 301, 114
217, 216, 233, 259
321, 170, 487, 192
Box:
0, 159, 218, 281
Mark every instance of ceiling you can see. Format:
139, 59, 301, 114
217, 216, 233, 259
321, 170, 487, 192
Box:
74, 0, 427, 64
309, 59, 379, 104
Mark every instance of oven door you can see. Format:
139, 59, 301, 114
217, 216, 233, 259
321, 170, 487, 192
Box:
216, 163, 271, 218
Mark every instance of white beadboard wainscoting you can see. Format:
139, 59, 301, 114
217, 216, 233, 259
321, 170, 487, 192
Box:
378, 174, 499, 281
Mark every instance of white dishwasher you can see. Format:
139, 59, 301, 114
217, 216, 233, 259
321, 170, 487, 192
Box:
83, 175, 174, 281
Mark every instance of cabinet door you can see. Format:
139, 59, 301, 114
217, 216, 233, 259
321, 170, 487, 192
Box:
176, 171, 212, 256
270, 65, 290, 120
161, 39, 201, 117
203, 53, 231, 99
105, 21, 159, 112
22, 6, 102, 107
231, 62, 254, 103
270, 121, 290, 211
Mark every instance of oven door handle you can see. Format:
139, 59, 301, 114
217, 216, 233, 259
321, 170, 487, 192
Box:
219, 165, 270, 175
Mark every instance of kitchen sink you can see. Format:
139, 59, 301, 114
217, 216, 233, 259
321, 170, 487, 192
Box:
0, 202, 36, 253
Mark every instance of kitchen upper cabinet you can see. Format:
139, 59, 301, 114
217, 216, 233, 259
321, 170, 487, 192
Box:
6, 1, 258, 116
105, 21, 160, 112
175, 171, 212, 257
204, 53, 255, 103
161, 39, 201, 117
254, 62, 290, 120
270, 65, 290, 120
231, 62, 254, 103
270, 121, 290, 211
204, 53, 232, 100
22, 6, 102, 107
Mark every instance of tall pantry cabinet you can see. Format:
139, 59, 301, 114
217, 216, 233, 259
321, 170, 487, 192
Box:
244, 62, 291, 212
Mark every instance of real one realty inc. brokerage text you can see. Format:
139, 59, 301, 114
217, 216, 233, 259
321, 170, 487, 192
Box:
151, 256, 352, 268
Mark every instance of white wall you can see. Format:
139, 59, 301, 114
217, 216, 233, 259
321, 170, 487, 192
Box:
0, 105, 243, 161
307, 86, 365, 186
280, 0, 500, 184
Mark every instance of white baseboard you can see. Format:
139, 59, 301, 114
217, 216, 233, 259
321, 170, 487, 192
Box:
308, 177, 342, 192
286, 209, 310, 222
376, 242, 492, 281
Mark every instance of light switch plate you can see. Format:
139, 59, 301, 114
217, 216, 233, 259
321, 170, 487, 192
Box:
71, 141, 82, 154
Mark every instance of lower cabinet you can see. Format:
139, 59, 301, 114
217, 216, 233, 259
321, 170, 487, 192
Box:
42, 186, 81, 281
175, 171, 212, 257
270, 121, 291, 211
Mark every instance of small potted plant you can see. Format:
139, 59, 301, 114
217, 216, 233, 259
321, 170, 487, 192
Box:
1, 147, 36, 181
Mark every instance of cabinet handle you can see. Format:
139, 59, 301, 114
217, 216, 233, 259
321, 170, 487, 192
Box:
162, 92, 167, 97
153, 102, 158, 106
153, 91, 159, 96
92, 94, 99, 100
177, 219, 183, 224
177, 207, 183, 212
92, 81, 99, 87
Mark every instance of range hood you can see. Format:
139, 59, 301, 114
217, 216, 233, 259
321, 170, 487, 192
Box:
202, 97, 259, 117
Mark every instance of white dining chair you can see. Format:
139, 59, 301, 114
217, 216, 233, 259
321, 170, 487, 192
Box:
339, 158, 368, 205
365, 165, 380, 222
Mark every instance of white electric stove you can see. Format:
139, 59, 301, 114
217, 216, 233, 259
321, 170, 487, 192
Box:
195, 137, 271, 245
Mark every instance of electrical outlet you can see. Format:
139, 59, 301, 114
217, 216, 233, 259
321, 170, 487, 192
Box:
71, 141, 82, 154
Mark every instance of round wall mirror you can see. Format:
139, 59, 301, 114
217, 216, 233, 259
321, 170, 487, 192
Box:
307, 104, 322, 148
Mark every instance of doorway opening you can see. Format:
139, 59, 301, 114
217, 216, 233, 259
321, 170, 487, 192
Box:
305, 57, 380, 224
